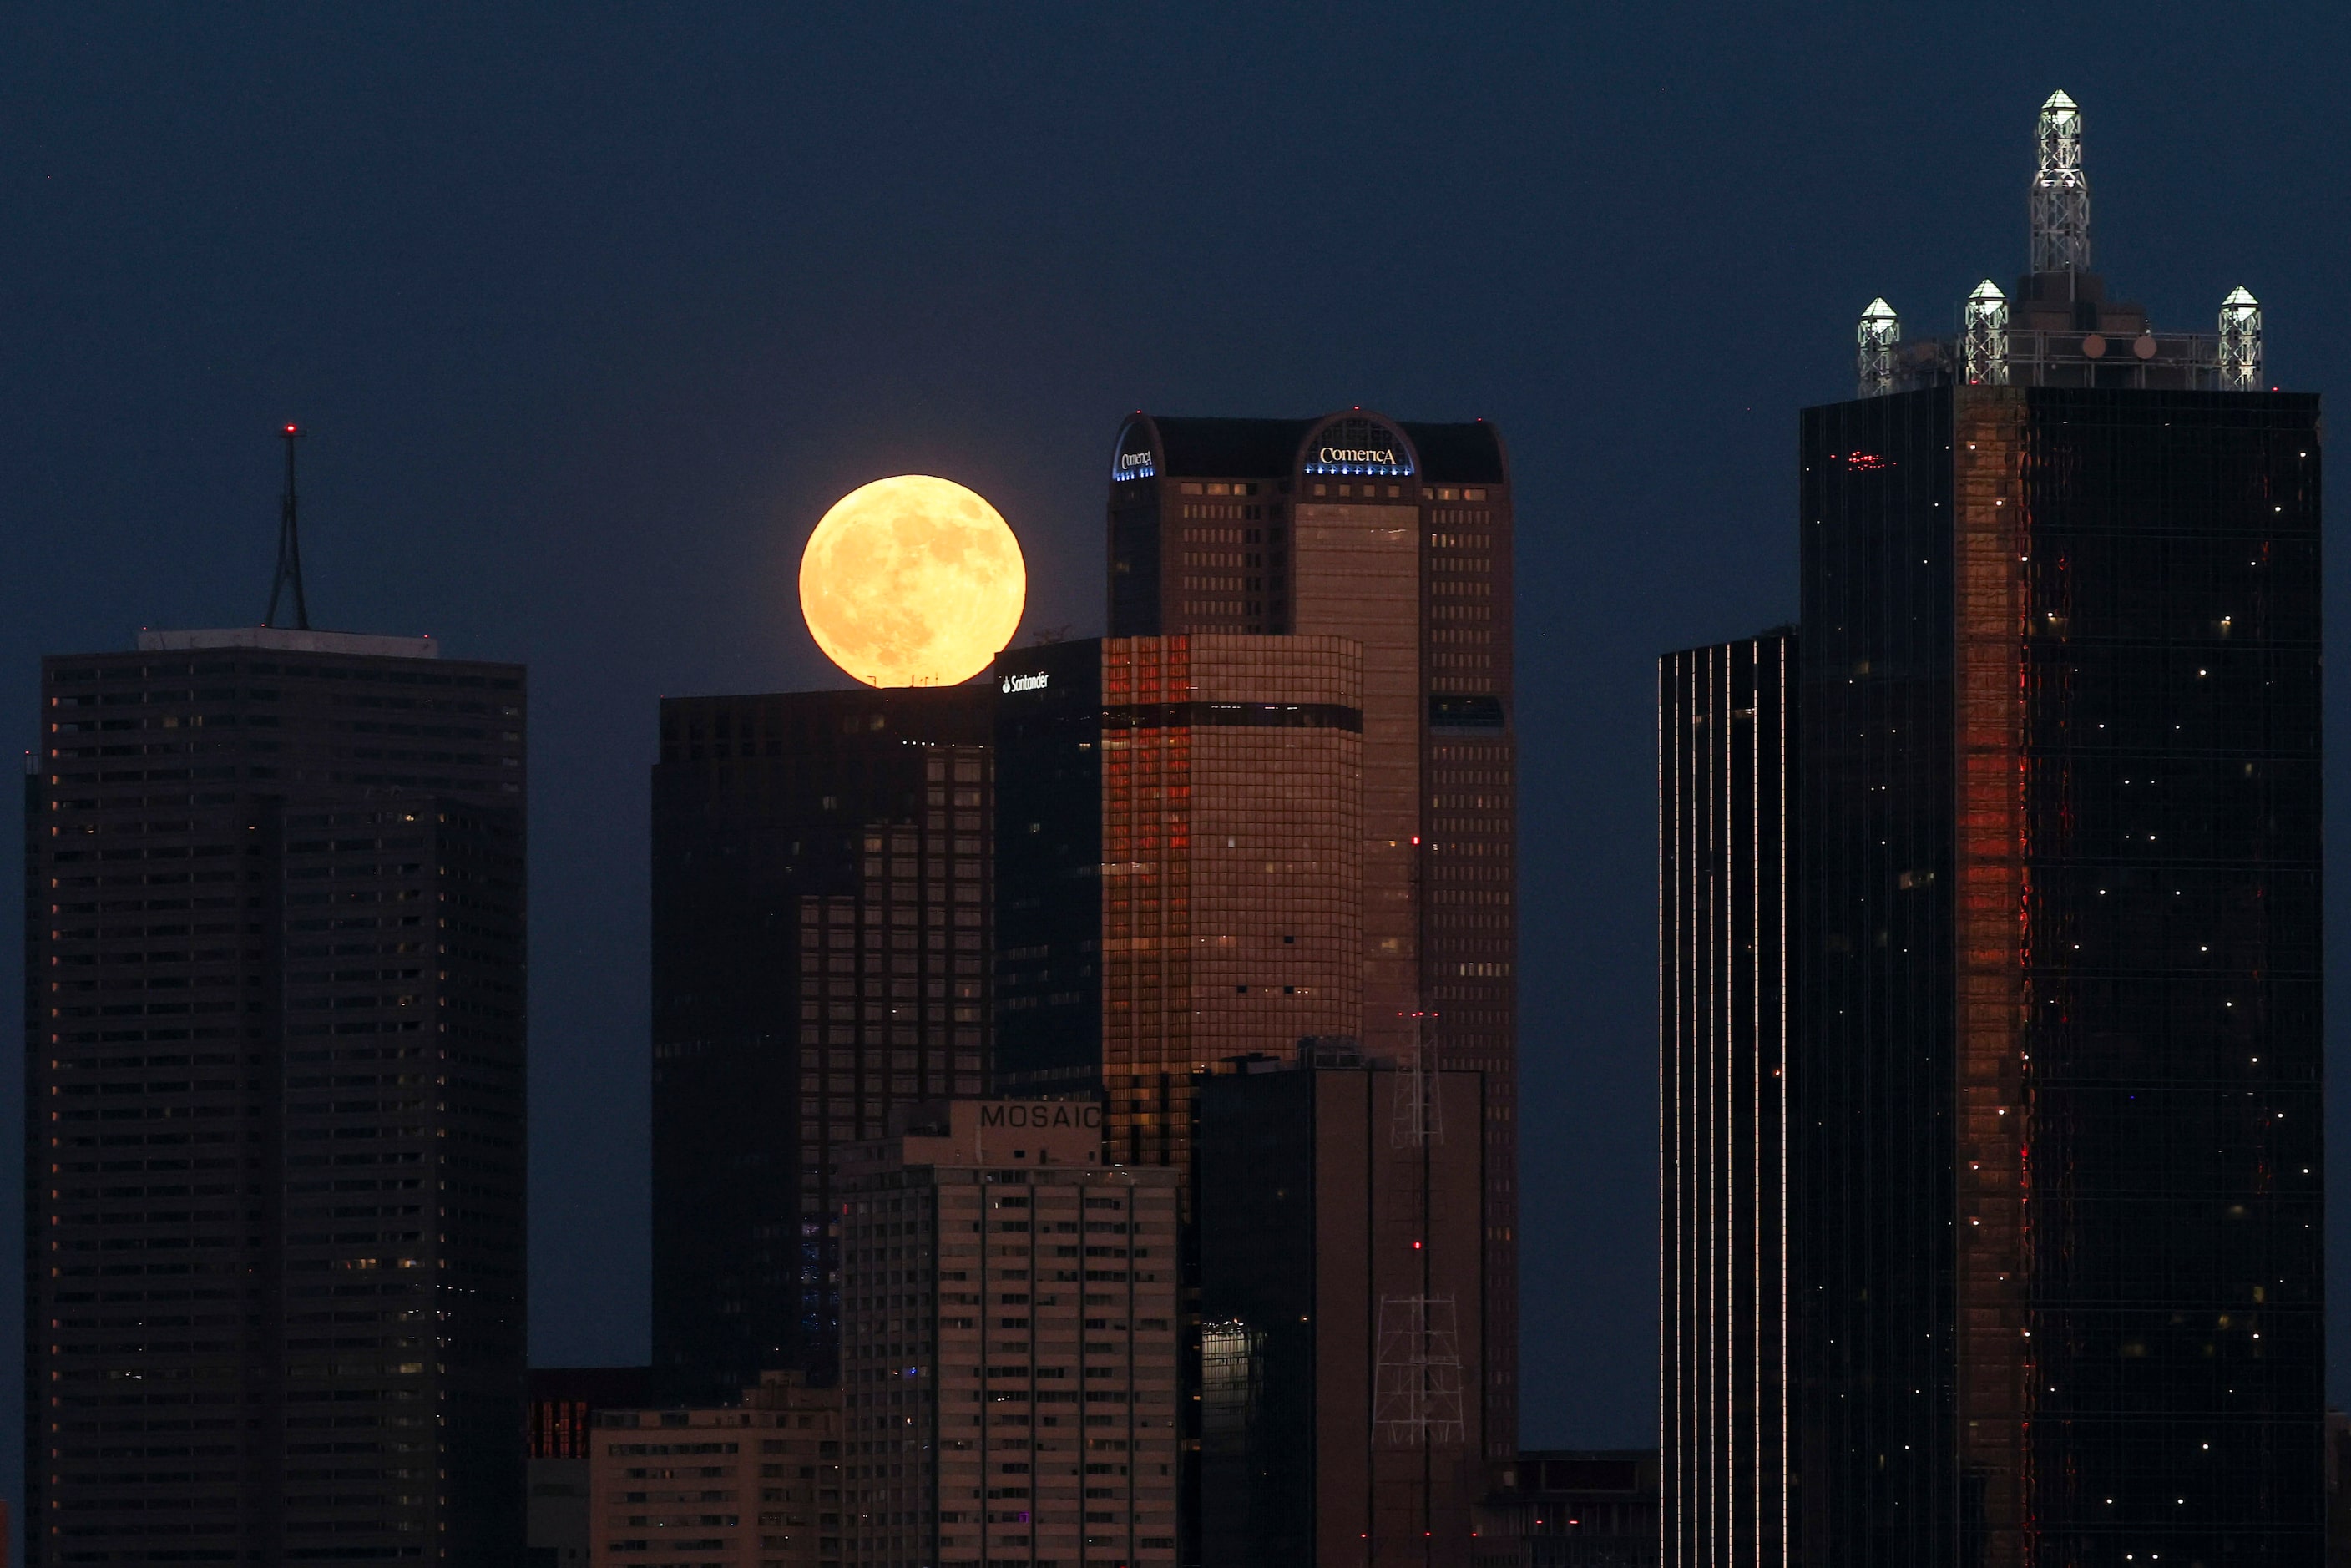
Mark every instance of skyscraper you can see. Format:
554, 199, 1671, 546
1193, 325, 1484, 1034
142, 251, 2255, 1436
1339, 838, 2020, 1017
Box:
25, 625, 528, 1564
992, 633, 1363, 1169
1657, 633, 1792, 1568
1196, 1048, 1490, 1568
1105, 412, 1519, 1459
650, 686, 992, 1403
1794, 94, 2322, 1565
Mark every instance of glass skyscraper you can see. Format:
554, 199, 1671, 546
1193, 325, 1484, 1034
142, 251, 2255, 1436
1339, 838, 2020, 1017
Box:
649, 686, 992, 1404
1659, 632, 1793, 1568
1795, 378, 2323, 1563
1103, 411, 1520, 1462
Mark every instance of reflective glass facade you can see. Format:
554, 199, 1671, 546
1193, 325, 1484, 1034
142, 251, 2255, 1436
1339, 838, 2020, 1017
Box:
1659, 633, 1792, 1568
993, 634, 1363, 1168
650, 688, 991, 1404
1796, 387, 2323, 1565
1197, 1057, 1489, 1568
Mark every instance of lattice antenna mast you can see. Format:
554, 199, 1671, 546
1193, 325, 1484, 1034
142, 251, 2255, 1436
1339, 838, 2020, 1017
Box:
1373, 1294, 1466, 1446
1856, 298, 1899, 397
2218, 287, 2263, 389
1391, 1011, 1443, 1147
1963, 281, 2010, 387
265, 423, 311, 630
2030, 90, 2091, 275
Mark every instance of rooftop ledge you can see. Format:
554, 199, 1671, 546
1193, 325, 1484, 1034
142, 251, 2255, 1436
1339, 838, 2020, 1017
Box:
135, 626, 439, 660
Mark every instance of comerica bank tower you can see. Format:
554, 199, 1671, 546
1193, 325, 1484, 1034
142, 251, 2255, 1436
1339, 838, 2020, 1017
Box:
1097, 412, 1522, 1461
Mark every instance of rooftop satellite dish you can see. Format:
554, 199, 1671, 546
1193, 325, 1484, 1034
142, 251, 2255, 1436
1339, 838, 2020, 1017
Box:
2081, 333, 2108, 359
2131, 333, 2158, 361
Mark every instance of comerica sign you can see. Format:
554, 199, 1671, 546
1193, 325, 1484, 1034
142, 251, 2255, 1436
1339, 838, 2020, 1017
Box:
1110, 421, 1156, 482
1302, 417, 1415, 476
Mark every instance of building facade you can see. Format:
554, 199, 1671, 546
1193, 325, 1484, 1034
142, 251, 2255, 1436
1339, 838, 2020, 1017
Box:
1105, 412, 1519, 1459
1657, 634, 1792, 1568
837, 1101, 1181, 1568
1473, 1451, 1661, 1568
650, 687, 992, 1403
528, 1367, 651, 1568
1794, 92, 2323, 1567
587, 1371, 842, 1568
23, 626, 527, 1564
993, 634, 1362, 1171
1197, 1050, 1489, 1568
1797, 376, 2323, 1566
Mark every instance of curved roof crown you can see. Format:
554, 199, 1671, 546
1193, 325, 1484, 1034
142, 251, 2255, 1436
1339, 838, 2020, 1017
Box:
1120, 411, 1505, 485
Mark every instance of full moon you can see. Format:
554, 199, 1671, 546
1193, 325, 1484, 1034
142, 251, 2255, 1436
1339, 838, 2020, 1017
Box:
798, 475, 1027, 688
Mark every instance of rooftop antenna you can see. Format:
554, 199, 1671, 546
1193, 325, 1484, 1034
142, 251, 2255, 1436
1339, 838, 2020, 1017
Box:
265, 423, 310, 630
2030, 90, 2091, 277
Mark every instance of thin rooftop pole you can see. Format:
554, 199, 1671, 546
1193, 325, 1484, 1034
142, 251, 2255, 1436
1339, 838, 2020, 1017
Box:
265, 422, 310, 630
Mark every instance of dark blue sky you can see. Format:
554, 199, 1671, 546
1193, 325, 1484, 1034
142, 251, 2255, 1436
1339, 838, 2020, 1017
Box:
2, 3, 2345, 1484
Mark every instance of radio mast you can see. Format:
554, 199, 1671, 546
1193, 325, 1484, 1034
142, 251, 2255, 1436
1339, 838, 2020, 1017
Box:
265, 423, 310, 630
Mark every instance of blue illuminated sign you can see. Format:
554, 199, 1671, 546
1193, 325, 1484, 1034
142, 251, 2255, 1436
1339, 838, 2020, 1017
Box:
1111, 420, 1155, 482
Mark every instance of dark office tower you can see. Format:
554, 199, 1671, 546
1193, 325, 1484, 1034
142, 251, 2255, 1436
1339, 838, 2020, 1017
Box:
1197, 1049, 1489, 1568
993, 634, 1362, 1166
1797, 92, 2323, 1568
1658, 634, 1792, 1568
23, 625, 527, 1565
1106, 411, 1519, 1460
650, 687, 992, 1404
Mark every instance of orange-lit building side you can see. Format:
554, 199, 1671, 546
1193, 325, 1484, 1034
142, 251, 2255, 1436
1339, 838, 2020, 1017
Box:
1096, 635, 1363, 1175
1952, 387, 2035, 1565
1103, 637, 1196, 1168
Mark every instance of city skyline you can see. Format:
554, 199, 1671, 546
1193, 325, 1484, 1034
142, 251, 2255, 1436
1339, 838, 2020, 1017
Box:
2, 13, 2348, 1540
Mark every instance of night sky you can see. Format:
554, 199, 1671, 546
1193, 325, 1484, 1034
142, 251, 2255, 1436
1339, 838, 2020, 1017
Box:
3, 3, 2347, 1496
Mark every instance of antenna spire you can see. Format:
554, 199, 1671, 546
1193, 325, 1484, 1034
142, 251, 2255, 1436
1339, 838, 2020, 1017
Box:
2030, 89, 2090, 274
265, 424, 310, 630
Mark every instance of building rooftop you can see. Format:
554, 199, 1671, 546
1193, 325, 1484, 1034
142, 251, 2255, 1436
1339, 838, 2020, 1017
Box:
136, 625, 439, 659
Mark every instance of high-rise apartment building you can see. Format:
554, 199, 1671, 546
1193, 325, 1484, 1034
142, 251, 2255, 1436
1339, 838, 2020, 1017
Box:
837, 1100, 1181, 1568
1793, 94, 2322, 1565
1196, 1049, 1489, 1568
1105, 412, 1519, 1458
586, 1371, 842, 1568
23, 625, 527, 1564
1657, 633, 1792, 1568
650, 687, 991, 1403
993, 634, 1362, 1169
